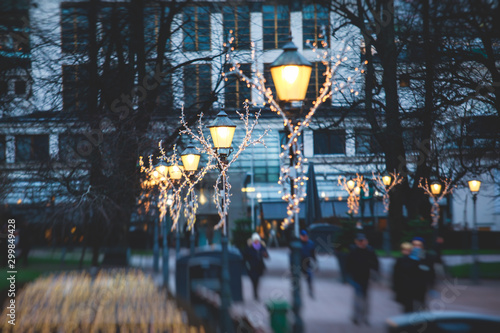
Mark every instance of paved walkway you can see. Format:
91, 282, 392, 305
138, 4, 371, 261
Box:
130, 248, 500, 333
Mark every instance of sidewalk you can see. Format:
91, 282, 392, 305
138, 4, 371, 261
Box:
130, 248, 500, 333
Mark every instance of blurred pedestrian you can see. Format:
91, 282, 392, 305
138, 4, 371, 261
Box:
299, 230, 317, 298
346, 233, 379, 325
243, 232, 269, 300
268, 221, 279, 248
411, 236, 437, 307
392, 242, 426, 313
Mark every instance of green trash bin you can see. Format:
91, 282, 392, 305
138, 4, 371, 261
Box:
266, 300, 290, 333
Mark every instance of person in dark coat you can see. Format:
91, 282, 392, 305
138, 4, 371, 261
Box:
299, 230, 317, 298
346, 233, 379, 325
243, 232, 269, 300
392, 242, 429, 313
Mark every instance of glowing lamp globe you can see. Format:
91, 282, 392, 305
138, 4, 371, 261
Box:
430, 181, 442, 196
153, 160, 169, 181
346, 179, 355, 191
468, 180, 481, 194
382, 175, 392, 187
354, 186, 361, 196
181, 144, 201, 172
207, 110, 236, 149
269, 37, 312, 102
169, 165, 184, 180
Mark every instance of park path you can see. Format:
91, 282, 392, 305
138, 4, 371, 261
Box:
130, 248, 500, 333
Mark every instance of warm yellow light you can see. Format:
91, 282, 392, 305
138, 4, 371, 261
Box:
169, 165, 184, 180
431, 182, 442, 196
270, 65, 312, 102
468, 180, 481, 193
153, 162, 169, 181
209, 126, 236, 149
354, 186, 361, 195
166, 194, 174, 206
242, 187, 255, 193
282, 65, 299, 84
382, 175, 392, 187
346, 179, 355, 191
181, 154, 200, 172
199, 189, 207, 205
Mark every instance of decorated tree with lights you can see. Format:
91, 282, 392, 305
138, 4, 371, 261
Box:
224, 36, 363, 231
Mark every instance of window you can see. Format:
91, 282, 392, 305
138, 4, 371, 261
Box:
232, 130, 280, 183
302, 4, 330, 48
62, 64, 89, 113
313, 130, 345, 155
223, 5, 251, 50
225, 63, 251, 109
61, 4, 89, 53
355, 129, 383, 155
99, 4, 130, 54
183, 6, 211, 52
144, 5, 170, 53
0, 136, 5, 163
14, 80, 26, 95
263, 5, 289, 50
305, 62, 328, 106
184, 64, 212, 109
15, 135, 49, 162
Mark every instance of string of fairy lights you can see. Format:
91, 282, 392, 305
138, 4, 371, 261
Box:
224, 32, 364, 229
179, 104, 269, 231
418, 177, 455, 227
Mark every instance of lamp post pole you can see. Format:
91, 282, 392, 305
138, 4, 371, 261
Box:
162, 212, 170, 288
153, 214, 160, 273
175, 202, 181, 258
219, 156, 233, 333
190, 190, 196, 255
207, 110, 236, 333
289, 139, 303, 333
468, 179, 481, 284
471, 192, 479, 284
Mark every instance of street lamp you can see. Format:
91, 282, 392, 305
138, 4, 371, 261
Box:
270, 36, 312, 102
181, 143, 201, 172
208, 109, 236, 333
468, 179, 481, 284
354, 186, 361, 196
168, 164, 184, 180
347, 178, 356, 192
182, 144, 201, 255
167, 162, 184, 257
382, 174, 392, 187
270, 35, 312, 333
152, 160, 170, 273
207, 110, 236, 154
431, 181, 442, 196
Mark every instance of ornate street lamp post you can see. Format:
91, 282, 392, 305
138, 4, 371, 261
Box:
168, 163, 184, 257
181, 143, 201, 255
207, 110, 236, 333
270, 36, 312, 333
468, 179, 481, 284
373, 172, 403, 255
152, 160, 169, 273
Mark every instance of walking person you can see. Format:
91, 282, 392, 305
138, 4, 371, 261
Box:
346, 233, 379, 325
299, 230, 317, 298
410, 236, 437, 309
392, 242, 424, 313
268, 221, 279, 248
243, 233, 269, 300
